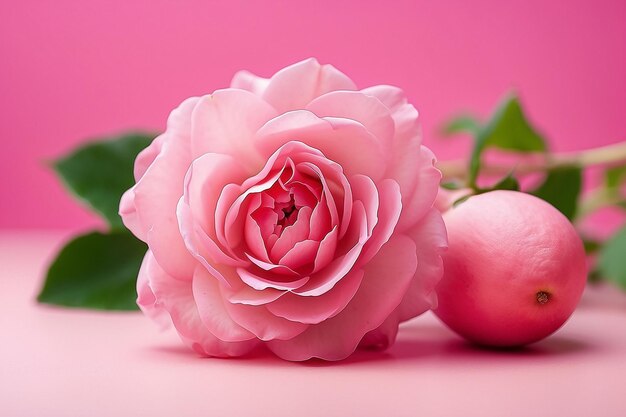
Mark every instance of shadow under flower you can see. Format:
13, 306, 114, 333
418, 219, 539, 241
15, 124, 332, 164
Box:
143, 321, 593, 367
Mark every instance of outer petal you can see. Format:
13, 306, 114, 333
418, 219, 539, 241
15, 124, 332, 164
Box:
265, 269, 364, 324
230, 70, 270, 96
358, 179, 402, 265
142, 251, 257, 357
134, 133, 165, 181
359, 210, 446, 350
306, 91, 395, 147
190, 89, 278, 169
361, 85, 419, 140
192, 267, 256, 342
119, 188, 142, 240
221, 297, 309, 342
140, 139, 197, 280
397, 208, 447, 321
358, 310, 401, 350
396, 146, 442, 232
361, 85, 439, 232
261, 58, 357, 113
255, 110, 386, 180
177, 153, 249, 272
136, 251, 170, 329
121, 97, 200, 280
120, 97, 199, 242
267, 235, 418, 361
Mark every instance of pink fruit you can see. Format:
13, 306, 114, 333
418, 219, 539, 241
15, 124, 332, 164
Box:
434, 190, 587, 347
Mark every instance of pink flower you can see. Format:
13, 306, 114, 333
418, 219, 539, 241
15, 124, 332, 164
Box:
120, 58, 447, 361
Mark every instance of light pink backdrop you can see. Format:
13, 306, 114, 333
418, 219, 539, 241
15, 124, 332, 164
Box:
1, 0, 625, 230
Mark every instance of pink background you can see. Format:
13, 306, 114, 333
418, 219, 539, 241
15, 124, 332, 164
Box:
1, 0, 625, 230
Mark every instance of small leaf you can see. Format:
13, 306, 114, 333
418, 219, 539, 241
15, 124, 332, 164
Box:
38, 231, 147, 310
487, 172, 520, 192
53, 132, 156, 230
532, 165, 582, 220
597, 225, 626, 290
587, 268, 603, 283
469, 94, 547, 184
452, 194, 472, 208
582, 238, 602, 255
440, 114, 481, 136
441, 181, 463, 190
605, 165, 626, 190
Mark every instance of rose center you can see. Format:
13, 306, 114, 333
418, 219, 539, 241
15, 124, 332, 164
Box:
276, 193, 299, 229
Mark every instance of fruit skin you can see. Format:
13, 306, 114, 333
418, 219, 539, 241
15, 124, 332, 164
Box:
434, 190, 587, 347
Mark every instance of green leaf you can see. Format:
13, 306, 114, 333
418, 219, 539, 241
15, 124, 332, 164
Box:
487, 172, 520, 192
37, 231, 147, 310
53, 132, 156, 230
452, 194, 472, 208
605, 165, 626, 190
597, 225, 626, 290
582, 238, 602, 255
441, 181, 463, 190
532, 165, 582, 220
440, 114, 481, 136
469, 94, 547, 185
587, 268, 603, 283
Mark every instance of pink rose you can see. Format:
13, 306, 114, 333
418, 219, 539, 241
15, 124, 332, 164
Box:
120, 58, 447, 361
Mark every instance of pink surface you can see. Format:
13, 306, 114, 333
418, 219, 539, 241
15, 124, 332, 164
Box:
2, 232, 626, 416
1, 0, 625, 230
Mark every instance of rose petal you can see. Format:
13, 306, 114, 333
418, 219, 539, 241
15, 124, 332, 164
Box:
129, 98, 202, 280
299, 156, 352, 238
190, 89, 278, 168
134, 134, 165, 181
313, 225, 338, 273
358, 179, 402, 265
217, 149, 299, 251
266, 268, 364, 324
397, 208, 447, 320
177, 198, 244, 288
192, 267, 256, 342
120, 96, 199, 246
245, 206, 272, 262
396, 146, 442, 231
218, 170, 283, 252
294, 201, 368, 296
349, 174, 379, 237
143, 251, 257, 357
279, 239, 319, 271
308, 197, 332, 241
136, 251, 170, 329
267, 235, 418, 360
261, 58, 357, 113
245, 253, 298, 276
237, 267, 309, 291
119, 188, 143, 240
306, 90, 395, 146
255, 110, 386, 180
359, 310, 401, 350
230, 70, 271, 96
270, 206, 313, 262
226, 285, 285, 306
221, 291, 309, 341
361, 86, 433, 231
361, 85, 419, 139
178, 153, 250, 272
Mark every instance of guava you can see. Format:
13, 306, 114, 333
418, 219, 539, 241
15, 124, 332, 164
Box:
434, 190, 587, 347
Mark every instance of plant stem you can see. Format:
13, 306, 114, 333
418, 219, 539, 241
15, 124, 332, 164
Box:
437, 141, 626, 180
577, 188, 626, 219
